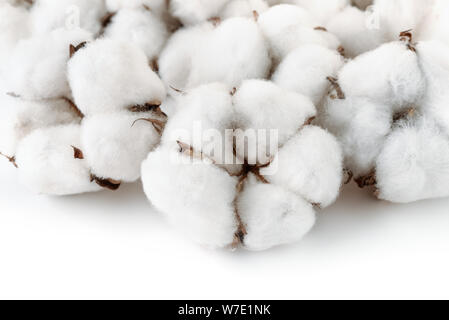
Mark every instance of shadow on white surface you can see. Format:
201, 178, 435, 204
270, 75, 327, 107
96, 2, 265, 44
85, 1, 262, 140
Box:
1, 160, 449, 299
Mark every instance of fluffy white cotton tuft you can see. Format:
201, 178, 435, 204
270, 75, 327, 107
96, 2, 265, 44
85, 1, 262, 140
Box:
103, 7, 168, 60
141, 146, 238, 248
258, 4, 340, 62
169, 0, 229, 25
68, 39, 166, 115
376, 117, 449, 203
30, 0, 106, 35
233, 79, 316, 164
237, 176, 315, 251
273, 44, 344, 105
221, 0, 269, 19
15, 124, 102, 195
81, 112, 162, 182
159, 17, 270, 90
5, 28, 92, 100
262, 126, 343, 208
106, 0, 167, 15
0, 97, 80, 157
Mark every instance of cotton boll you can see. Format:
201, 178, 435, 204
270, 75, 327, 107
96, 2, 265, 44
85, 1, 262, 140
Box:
80, 112, 162, 182
338, 41, 425, 108
417, 41, 449, 133
237, 176, 315, 251
261, 126, 343, 208
6, 28, 92, 100
103, 7, 168, 61
258, 5, 340, 62
0, 3, 30, 72
30, 0, 106, 35
0, 97, 80, 157
373, 0, 435, 41
324, 97, 392, 177
376, 117, 449, 203
233, 79, 316, 164
418, 0, 449, 44
141, 146, 238, 248
273, 45, 344, 105
159, 17, 270, 91
169, 0, 228, 25
162, 83, 236, 166
15, 124, 102, 195
221, 0, 269, 19
68, 39, 166, 115
326, 6, 386, 57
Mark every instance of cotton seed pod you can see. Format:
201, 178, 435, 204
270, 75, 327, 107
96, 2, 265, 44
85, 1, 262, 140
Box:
142, 145, 239, 249
376, 116, 449, 203
103, 7, 168, 61
272, 44, 345, 106
221, 0, 269, 19
80, 111, 164, 183
0, 96, 80, 159
258, 4, 340, 63
169, 0, 229, 26
237, 175, 315, 251
30, 0, 106, 35
67, 39, 166, 115
159, 17, 271, 91
15, 124, 102, 195
142, 80, 344, 250
326, 6, 386, 58
233, 79, 316, 165
5, 28, 92, 100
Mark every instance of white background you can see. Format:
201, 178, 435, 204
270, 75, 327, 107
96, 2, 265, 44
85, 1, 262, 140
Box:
1, 159, 449, 300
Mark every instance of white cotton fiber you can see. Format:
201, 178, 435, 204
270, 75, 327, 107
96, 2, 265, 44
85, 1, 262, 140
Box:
258, 4, 340, 62
103, 7, 168, 60
0, 3, 30, 72
373, 0, 436, 41
0, 97, 80, 157
141, 146, 238, 248
15, 124, 102, 195
338, 41, 425, 107
159, 17, 270, 90
106, 0, 167, 15
237, 176, 315, 251
326, 6, 386, 58
233, 79, 316, 164
417, 41, 449, 133
221, 0, 269, 19
162, 83, 235, 165
272, 44, 344, 105
80, 112, 162, 182
288, 0, 349, 25
68, 39, 166, 115
30, 0, 106, 35
169, 0, 229, 25
6, 28, 92, 100
376, 117, 449, 203
419, 0, 449, 45
262, 126, 343, 208
324, 96, 393, 177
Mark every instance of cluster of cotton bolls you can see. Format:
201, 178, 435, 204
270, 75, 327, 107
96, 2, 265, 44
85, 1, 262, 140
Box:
1, 0, 449, 250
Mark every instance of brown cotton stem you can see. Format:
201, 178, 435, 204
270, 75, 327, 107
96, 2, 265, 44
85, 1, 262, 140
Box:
208, 16, 221, 27
62, 97, 84, 119
127, 101, 164, 115
69, 42, 87, 58
71, 146, 84, 160
327, 76, 346, 100
133, 118, 166, 135
393, 107, 415, 123
399, 29, 417, 52
0, 152, 18, 168
343, 168, 353, 185
314, 26, 328, 31
354, 171, 377, 188
90, 174, 121, 191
